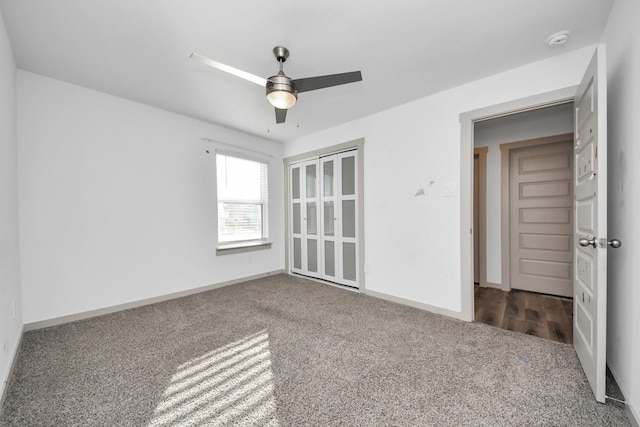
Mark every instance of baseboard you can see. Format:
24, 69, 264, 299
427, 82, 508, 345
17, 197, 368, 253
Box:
289, 272, 360, 293
24, 270, 285, 332
0, 324, 24, 412
627, 405, 639, 427
607, 363, 639, 427
364, 289, 466, 321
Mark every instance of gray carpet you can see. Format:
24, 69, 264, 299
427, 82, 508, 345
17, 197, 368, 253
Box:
0, 274, 629, 426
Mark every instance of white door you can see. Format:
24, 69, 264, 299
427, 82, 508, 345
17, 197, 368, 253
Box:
320, 155, 339, 281
289, 150, 359, 288
336, 151, 358, 287
573, 45, 609, 403
290, 163, 303, 272
289, 160, 322, 278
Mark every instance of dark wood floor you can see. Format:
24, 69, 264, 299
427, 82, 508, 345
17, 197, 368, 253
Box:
474, 285, 573, 344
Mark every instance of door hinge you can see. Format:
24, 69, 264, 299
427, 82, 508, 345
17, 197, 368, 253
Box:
595, 146, 598, 159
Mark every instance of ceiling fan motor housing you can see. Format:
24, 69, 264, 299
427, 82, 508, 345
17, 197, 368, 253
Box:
266, 74, 297, 94
266, 73, 298, 108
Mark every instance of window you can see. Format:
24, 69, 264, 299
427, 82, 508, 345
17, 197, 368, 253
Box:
216, 153, 269, 244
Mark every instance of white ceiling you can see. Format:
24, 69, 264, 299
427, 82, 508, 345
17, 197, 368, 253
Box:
0, 0, 614, 143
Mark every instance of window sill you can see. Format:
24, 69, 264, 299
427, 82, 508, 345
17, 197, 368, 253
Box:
216, 240, 272, 256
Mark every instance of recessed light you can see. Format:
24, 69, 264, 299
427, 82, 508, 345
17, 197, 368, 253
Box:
547, 31, 570, 47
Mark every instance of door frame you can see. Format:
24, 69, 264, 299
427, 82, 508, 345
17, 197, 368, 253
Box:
460, 87, 577, 321
473, 147, 488, 287
283, 138, 366, 290
500, 133, 574, 292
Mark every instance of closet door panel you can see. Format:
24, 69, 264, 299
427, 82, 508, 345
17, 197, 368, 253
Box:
323, 202, 335, 236
292, 203, 301, 234
308, 239, 318, 273
306, 164, 317, 198
320, 156, 338, 281
342, 200, 356, 238
343, 242, 357, 281
323, 160, 334, 197
290, 165, 304, 274
289, 150, 358, 287
292, 168, 300, 199
324, 241, 336, 277
290, 161, 320, 277
341, 156, 356, 195
306, 202, 318, 235
305, 160, 321, 277
337, 152, 358, 286
293, 238, 302, 269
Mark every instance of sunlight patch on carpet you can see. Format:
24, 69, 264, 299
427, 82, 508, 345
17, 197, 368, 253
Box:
148, 330, 279, 426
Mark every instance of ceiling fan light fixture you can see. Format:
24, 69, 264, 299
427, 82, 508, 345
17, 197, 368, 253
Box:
267, 89, 297, 109
266, 74, 297, 109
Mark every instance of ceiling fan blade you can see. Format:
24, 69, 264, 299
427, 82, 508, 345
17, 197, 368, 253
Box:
292, 71, 362, 93
275, 108, 287, 124
190, 53, 267, 87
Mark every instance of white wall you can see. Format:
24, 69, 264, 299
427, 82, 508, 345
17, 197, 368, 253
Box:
284, 47, 593, 315
17, 71, 285, 324
0, 9, 22, 399
600, 0, 640, 421
474, 103, 574, 286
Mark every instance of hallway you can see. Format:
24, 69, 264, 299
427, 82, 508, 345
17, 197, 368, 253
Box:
474, 286, 573, 344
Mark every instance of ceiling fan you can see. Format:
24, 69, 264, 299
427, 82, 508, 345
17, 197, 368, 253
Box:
190, 46, 362, 124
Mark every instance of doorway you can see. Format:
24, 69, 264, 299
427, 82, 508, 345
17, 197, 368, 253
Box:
463, 47, 610, 403
470, 103, 575, 343
460, 87, 579, 321
474, 286, 573, 343
506, 136, 574, 297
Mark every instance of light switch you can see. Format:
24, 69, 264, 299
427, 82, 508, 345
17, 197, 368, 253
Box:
442, 182, 457, 197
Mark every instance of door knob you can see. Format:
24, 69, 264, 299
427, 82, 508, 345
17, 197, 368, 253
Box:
608, 239, 622, 249
579, 237, 597, 248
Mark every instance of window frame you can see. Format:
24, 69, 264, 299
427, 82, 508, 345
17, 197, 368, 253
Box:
215, 150, 272, 254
